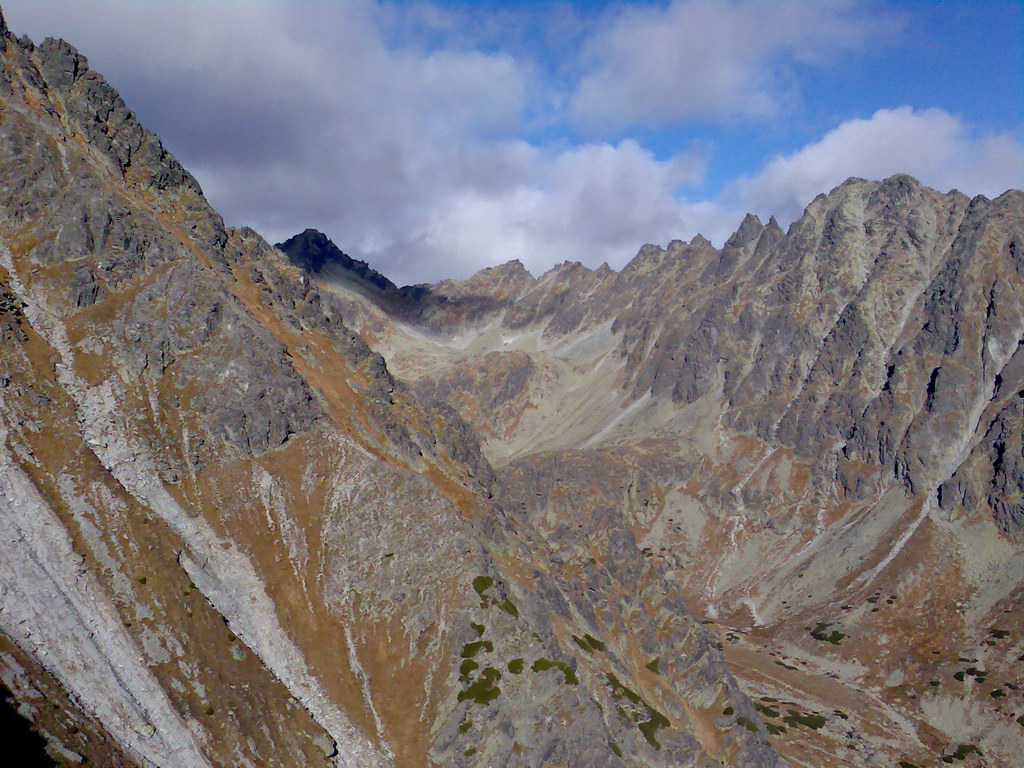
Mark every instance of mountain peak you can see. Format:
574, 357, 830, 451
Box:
275, 229, 397, 294
725, 213, 764, 249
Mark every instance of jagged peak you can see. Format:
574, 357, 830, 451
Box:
725, 213, 764, 249
0, 17, 204, 201
281, 227, 332, 248
479, 258, 533, 280
552, 259, 593, 274
882, 172, 923, 188
276, 229, 398, 294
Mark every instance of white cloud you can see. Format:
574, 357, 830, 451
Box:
731, 106, 1024, 223
392, 139, 733, 280
569, 0, 885, 130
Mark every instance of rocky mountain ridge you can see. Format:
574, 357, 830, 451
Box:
297, 173, 1024, 766
0, 12, 786, 768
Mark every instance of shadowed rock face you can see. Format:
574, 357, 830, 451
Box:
301, 172, 1024, 763
0, 13, 783, 768
277, 229, 397, 294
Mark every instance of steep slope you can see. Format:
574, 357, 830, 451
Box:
0, 13, 783, 768
301, 179, 1024, 765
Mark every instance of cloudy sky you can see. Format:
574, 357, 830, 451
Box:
5, 1, 1023, 285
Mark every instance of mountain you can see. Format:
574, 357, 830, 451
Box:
0, 12, 785, 768
0, 10, 1022, 768
291, 178, 1024, 766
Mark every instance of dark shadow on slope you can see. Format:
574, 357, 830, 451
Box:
0, 683, 57, 768
275, 228, 527, 327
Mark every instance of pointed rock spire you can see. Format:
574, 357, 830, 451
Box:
725, 213, 764, 249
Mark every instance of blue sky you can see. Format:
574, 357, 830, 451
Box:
5, 0, 1023, 284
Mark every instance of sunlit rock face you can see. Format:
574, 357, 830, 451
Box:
0, 13, 785, 768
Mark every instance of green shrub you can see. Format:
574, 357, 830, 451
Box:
736, 716, 758, 733
532, 657, 578, 684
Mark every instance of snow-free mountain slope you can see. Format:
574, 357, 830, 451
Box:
297, 173, 1024, 767
0, 13, 783, 768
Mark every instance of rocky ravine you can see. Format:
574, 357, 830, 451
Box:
0, 12, 784, 768
289, 172, 1024, 763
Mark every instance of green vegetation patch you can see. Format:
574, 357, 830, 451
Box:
722, 706, 734, 716
782, 710, 826, 730
459, 659, 479, 681
809, 621, 845, 645
507, 658, 524, 674
458, 720, 473, 733
606, 673, 641, 704
605, 673, 670, 749
941, 744, 982, 762
645, 658, 661, 674
988, 627, 1009, 639
458, 666, 502, 705
957, 666, 987, 683
572, 633, 606, 654
461, 640, 493, 659
472, 574, 520, 616
638, 710, 670, 749
472, 576, 494, 597
470, 622, 485, 637
736, 716, 758, 733
533, 657, 578, 685
755, 703, 780, 719
609, 741, 623, 757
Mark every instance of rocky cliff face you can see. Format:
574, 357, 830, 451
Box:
302, 170, 1024, 763
0, 13, 784, 768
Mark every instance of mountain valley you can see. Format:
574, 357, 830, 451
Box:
1, 10, 1023, 768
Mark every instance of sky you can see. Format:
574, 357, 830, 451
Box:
4, 0, 1023, 285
